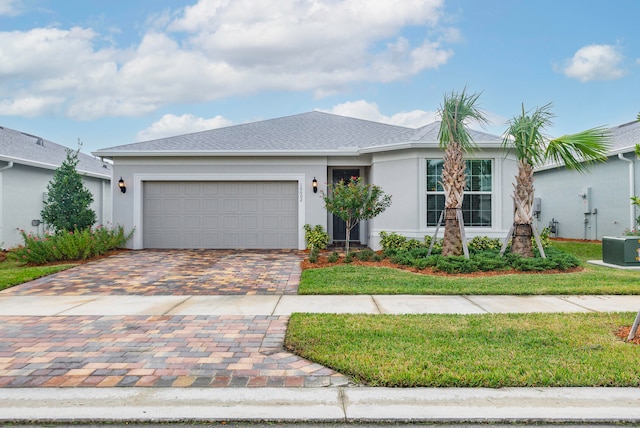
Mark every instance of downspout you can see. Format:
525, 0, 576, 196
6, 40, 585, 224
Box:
618, 153, 635, 230
0, 162, 12, 248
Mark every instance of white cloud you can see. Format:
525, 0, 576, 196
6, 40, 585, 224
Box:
323, 99, 507, 135
0, 95, 65, 116
562, 44, 626, 82
136, 113, 233, 141
0, 0, 20, 16
322, 100, 437, 128
0, 0, 456, 119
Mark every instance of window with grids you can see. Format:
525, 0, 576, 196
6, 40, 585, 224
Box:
426, 159, 492, 227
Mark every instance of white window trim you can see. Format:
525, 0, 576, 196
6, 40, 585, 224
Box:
132, 173, 306, 250
421, 158, 501, 232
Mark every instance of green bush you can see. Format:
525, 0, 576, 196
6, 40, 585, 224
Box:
303, 224, 329, 252
380, 231, 441, 254
468, 236, 502, 253
435, 256, 480, 274
308, 247, 320, 263
328, 251, 340, 263
379, 231, 410, 252
356, 248, 375, 261
10, 224, 133, 265
386, 244, 579, 274
423, 235, 442, 253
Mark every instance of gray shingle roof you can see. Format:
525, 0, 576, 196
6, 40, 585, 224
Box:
606, 120, 640, 153
0, 125, 111, 178
94, 111, 502, 156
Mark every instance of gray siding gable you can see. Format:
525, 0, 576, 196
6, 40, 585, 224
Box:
0, 125, 111, 178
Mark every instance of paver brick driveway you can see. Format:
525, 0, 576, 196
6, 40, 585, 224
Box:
0, 250, 349, 388
3, 249, 302, 296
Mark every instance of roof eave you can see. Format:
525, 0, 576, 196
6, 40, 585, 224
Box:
534, 146, 639, 172
0, 155, 111, 180
93, 149, 362, 158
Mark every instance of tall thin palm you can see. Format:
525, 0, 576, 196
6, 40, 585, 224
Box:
437, 88, 488, 256
503, 103, 610, 257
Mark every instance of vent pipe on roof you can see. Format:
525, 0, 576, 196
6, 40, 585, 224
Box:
618, 153, 635, 230
0, 161, 13, 172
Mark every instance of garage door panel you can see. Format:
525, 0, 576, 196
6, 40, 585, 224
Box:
144, 181, 298, 249
223, 199, 240, 213
242, 199, 258, 212
184, 199, 201, 212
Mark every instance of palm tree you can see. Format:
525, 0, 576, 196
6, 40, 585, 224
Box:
437, 89, 488, 257
503, 103, 610, 257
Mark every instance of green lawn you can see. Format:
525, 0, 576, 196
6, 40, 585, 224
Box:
286, 312, 640, 387
299, 241, 640, 295
0, 259, 76, 291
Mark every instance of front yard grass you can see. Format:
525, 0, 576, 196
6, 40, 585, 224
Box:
0, 258, 76, 292
285, 312, 640, 387
299, 241, 640, 295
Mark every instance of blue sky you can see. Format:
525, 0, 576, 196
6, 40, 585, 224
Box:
0, 0, 638, 154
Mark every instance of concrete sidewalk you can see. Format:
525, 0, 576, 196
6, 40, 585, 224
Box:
2, 293, 640, 316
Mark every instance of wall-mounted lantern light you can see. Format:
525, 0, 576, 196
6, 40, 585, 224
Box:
312, 177, 318, 193
118, 177, 127, 194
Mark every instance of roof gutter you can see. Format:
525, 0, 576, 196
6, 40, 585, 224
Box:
0, 161, 13, 172
618, 153, 636, 230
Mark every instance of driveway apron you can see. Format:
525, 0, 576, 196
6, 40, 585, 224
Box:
0, 250, 349, 388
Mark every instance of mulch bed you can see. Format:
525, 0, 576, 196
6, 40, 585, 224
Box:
615, 326, 640, 345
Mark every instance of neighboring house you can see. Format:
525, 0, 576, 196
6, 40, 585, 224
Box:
533, 120, 640, 240
93, 111, 519, 251
0, 126, 112, 249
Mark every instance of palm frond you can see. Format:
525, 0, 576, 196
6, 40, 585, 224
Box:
502, 103, 554, 166
437, 87, 488, 152
544, 126, 611, 172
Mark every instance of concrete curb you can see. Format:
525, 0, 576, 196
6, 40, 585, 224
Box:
2, 387, 640, 423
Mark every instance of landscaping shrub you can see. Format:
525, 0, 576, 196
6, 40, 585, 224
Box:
435, 256, 481, 274
355, 248, 375, 261
308, 247, 320, 264
303, 224, 329, 252
379, 231, 410, 252
10, 224, 133, 265
327, 251, 340, 263
384, 243, 579, 274
380, 231, 442, 254
468, 236, 502, 253
472, 252, 509, 271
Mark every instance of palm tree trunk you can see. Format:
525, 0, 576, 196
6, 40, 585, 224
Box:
442, 208, 463, 256
441, 141, 466, 257
512, 223, 534, 257
511, 160, 535, 257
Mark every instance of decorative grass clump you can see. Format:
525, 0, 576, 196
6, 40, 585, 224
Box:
9, 225, 133, 265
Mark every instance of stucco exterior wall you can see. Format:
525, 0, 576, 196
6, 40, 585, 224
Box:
0, 163, 111, 248
368, 148, 519, 250
111, 157, 329, 250
111, 148, 520, 251
533, 153, 640, 240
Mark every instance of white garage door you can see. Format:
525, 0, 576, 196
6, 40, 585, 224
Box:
143, 181, 298, 249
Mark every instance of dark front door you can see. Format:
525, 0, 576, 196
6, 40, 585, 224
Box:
332, 169, 360, 242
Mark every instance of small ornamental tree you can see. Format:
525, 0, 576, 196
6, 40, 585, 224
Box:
41, 147, 97, 232
321, 176, 392, 253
